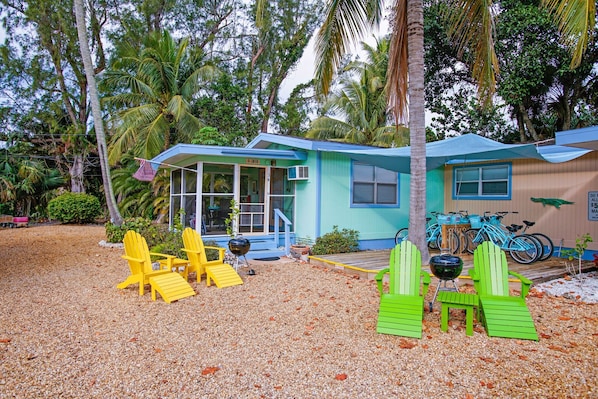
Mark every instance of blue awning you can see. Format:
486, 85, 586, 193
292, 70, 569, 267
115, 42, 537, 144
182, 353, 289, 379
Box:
332, 134, 552, 173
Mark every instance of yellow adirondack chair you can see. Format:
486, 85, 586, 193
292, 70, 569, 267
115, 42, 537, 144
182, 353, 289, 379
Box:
117, 231, 195, 302
470, 241, 538, 341
181, 227, 243, 288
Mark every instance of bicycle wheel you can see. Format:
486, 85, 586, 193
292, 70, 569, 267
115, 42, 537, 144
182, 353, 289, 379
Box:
427, 225, 440, 250
531, 233, 554, 261
509, 234, 540, 264
435, 230, 460, 254
395, 228, 409, 245
464, 228, 487, 254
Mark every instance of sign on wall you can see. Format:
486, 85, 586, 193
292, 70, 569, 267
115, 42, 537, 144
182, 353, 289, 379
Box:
589, 191, 598, 221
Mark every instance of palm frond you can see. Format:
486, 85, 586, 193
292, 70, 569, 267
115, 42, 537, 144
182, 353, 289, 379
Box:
542, 0, 596, 68
443, 0, 499, 105
306, 116, 356, 142
140, 115, 168, 159
314, 0, 384, 96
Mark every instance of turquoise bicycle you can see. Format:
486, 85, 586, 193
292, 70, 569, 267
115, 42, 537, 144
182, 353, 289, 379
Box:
507, 220, 554, 261
464, 212, 541, 264
395, 212, 460, 254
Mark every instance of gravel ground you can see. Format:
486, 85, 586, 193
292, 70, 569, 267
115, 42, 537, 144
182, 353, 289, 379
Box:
535, 272, 598, 304
0, 224, 597, 399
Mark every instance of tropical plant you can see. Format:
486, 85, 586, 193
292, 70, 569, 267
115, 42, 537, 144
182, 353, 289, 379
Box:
0, 152, 64, 218
191, 127, 231, 146
307, 38, 409, 147
103, 30, 221, 163
0, 0, 109, 194
312, 0, 595, 260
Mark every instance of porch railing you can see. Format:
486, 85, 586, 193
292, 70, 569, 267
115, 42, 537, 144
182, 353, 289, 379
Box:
273, 208, 292, 255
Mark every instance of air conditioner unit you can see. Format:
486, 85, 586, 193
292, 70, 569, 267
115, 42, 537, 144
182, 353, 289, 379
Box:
287, 165, 309, 181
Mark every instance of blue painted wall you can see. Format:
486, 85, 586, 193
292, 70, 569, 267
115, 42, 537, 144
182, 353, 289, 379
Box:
292, 151, 445, 250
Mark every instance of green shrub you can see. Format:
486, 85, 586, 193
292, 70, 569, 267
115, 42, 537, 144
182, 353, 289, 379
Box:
150, 230, 185, 259
105, 215, 186, 258
203, 239, 221, 261
311, 225, 359, 255
47, 193, 101, 224
105, 217, 153, 243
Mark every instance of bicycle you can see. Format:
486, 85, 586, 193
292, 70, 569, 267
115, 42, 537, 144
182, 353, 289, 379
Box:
463, 211, 542, 264
508, 220, 554, 261
395, 212, 460, 254
490, 212, 554, 261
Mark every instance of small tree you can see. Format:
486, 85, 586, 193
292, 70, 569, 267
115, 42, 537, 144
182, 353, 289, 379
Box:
562, 233, 593, 277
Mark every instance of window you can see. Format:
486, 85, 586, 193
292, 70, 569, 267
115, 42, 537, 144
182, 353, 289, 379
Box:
352, 162, 398, 206
454, 164, 511, 199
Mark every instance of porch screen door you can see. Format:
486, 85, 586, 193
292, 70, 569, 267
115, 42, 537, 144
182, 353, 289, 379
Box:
269, 168, 295, 232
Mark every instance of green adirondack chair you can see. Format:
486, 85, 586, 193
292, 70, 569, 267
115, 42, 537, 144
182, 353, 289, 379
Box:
470, 241, 539, 341
374, 241, 430, 338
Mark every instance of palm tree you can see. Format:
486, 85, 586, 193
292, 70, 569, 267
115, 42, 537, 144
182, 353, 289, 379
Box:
307, 38, 409, 147
0, 155, 64, 217
312, 0, 595, 259
74, 0, 123, 225
103, 30, 220, 164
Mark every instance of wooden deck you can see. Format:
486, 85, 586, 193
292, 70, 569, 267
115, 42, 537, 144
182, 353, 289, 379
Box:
309, 249, 596, 284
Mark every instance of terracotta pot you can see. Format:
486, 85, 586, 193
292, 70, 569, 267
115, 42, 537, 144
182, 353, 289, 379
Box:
291, 245, 310, 255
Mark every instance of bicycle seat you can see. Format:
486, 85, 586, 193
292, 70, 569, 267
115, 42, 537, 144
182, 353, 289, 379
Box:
523, 220, 535, 227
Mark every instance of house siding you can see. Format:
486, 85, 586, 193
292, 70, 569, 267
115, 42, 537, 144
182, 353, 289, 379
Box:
306, 152, 444, 249
444, 151, 598, 252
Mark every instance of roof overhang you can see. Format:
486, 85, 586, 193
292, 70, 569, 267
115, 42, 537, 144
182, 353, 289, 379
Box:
247, 132, 376, 151
556, 126, 598, 151
149, 143, 307, 169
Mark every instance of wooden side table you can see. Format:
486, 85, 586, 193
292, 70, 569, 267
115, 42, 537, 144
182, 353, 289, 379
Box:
438, 291, 479, 336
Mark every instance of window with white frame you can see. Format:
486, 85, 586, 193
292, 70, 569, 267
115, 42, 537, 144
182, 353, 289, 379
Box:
454, 164, 511, 199
352, 162, 398, 206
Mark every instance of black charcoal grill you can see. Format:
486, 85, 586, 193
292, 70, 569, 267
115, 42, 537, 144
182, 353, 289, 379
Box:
228, 235, 250, 270
429, 254, 463, 311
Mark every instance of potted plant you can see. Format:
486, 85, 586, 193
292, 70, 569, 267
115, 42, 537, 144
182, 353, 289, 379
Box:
225, 200, 250, 257
290, 236, 312, 262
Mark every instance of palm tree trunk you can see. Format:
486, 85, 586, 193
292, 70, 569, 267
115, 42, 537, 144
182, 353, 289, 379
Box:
407, 0, 429, 262
74, 0, 123, 225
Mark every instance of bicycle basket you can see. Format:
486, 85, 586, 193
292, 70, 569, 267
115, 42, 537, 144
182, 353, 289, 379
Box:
437, 214, 451, 225
469, 215, 482, 228
489, 215, 501, 226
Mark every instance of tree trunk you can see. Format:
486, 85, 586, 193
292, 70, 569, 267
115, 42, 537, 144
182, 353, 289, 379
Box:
74, 0, 123, 225
516, 111, 526, 142
69, 154, 85, 193
518, 103, 539, 142
407, 0, 429, 262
